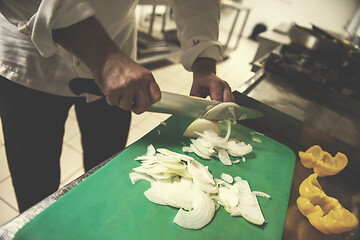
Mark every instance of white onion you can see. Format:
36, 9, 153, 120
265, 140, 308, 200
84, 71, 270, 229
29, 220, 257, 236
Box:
189, 143, 211, 159
187, 160, 215, 185
232, 180, 266, 225
144, 188, 168, 206
190, 139, 214, 157
183, 119, 220, 138
192, 177, 218, 194
182, 146, 193, 153
183, 120, 253, 166
218, 187, 238, 208
220, 173, 234, 183
129, 172, 155, 184
218, 149, 232, 166
146, 144, 156, 156
129, 145, 268, 230
253, 191, 271, 199
252, 136, 262, 143
173, 188, 216, 229
150, 181, 195, 210
157, 148, 194, 161
214, 178, 232, 188
234, 176, 242, 182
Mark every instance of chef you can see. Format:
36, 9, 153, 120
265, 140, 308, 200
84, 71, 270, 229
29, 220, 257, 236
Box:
0, 0, 234, 212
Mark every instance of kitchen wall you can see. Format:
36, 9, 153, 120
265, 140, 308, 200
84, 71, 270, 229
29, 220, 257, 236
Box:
221, 0, 360, 37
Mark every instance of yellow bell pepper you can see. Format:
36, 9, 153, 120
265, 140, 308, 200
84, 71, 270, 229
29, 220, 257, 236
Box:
298, 145, 348, 177
299, 145, 324, 169
297, 173, 359, 234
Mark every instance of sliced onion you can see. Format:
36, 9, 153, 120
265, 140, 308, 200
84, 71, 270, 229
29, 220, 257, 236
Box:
196, 130, 228, 147
157, 161, 187, 170
214, 178, 232, 188
190, 139, 214, 157
202, 102, 239, 122
189, 143, 211, 159
218, 149, 232, 166
130, 145, 267, 230
252, 136, 262, 143
226, 141, 253, 157
151, 172, 176, 181
147, 144, 156, 156
192, 177, 218, 194
187, 160, 215, 185
218, 187, 238, 208
173, 188, 215, 229
183, 120, 253, 165
182, 146, 193, 153
144, 188, 168, 206
129, 172, 155, 184
223, 120, 232, 142
155, 154, 181, 163
183, 118, 220, 138
221, 173, 234, 183
234, 176, 242, 182
253, 191, 271, 199
233, 180, 265, 225
151, 181, 195, 210
157, 148, 194, 161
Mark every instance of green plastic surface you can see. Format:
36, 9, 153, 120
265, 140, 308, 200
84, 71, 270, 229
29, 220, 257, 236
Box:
14, 115, 296, 240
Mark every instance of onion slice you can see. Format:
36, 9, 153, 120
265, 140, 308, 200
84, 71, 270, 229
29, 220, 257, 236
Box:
130, 145, 268, 230
173, 188, 216, 229
146, 144, 156, 156
253, 191, 271, 199
129, 172, 154, 184
144, 188, 168, 206
188, 160, 215, 185
157, 148, 194, 161
221, 173, 234, 183
150, 181, 195, 210
183, 119, 220, 138
233, 180, 266, 225
183, 119, 253, 165
218, 149, 232, 166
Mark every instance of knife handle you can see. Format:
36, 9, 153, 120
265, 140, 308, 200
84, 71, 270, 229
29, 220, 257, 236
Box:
69, 78, 104, 97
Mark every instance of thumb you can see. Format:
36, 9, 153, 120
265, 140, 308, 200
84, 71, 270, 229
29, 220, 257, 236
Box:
149, 78, 161, 103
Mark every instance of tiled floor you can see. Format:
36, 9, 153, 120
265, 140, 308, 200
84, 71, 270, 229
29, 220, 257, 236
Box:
0, 37, 259, 226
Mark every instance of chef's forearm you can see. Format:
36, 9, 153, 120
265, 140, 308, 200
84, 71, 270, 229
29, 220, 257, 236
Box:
52, 16, 120, 72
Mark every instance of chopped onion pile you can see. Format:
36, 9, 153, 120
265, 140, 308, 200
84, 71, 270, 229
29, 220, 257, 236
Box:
215, 176, 266, 225
129, 145, 269, 229
182, 121, 253, 166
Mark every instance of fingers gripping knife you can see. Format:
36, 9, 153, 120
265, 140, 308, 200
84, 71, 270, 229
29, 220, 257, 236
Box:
69, 78, 263, 121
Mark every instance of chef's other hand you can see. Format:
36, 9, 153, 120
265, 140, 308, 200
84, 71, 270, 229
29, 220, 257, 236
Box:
92, 50, 161, 114
191, 58, 234, 102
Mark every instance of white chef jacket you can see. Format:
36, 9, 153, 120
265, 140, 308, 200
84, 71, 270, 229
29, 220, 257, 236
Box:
0, 0, 222, 97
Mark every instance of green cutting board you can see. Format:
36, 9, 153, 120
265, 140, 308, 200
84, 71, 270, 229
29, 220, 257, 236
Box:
14, 115, 296, 240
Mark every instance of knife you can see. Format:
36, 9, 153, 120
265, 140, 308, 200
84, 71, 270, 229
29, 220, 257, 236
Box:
69, 78, 263, 121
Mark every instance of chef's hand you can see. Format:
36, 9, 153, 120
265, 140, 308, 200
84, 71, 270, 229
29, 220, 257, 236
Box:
191, 58, 234, 102
53, 16, 161, 114
91, 51, 161, 114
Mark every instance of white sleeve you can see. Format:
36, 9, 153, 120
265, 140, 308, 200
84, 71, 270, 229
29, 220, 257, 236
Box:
170, 0, 223, 71
21, 0, 95, 57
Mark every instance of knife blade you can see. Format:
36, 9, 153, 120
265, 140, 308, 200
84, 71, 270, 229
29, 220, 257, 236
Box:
69, 78, 263, 121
